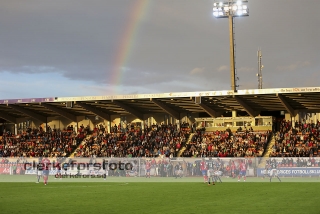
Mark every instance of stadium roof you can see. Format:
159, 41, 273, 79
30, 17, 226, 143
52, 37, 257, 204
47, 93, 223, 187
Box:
0, 86, 320, 123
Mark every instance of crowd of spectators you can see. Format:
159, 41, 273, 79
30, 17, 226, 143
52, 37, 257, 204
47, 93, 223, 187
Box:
0, 125, 86, 158
269, 120, 320, 158
276, 156, 319, 167
2, 118, 319, 161
73, 123, 190, 158
181, 128, 270, 158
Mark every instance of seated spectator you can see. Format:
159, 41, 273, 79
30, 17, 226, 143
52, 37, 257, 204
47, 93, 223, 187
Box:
181, 129, 270, 158
73, 123, 190, 158
0, 126, 86, 158
271, 119, 320, 158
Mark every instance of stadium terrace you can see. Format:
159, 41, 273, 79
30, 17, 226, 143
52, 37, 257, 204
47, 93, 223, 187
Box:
0, 86, 319, 165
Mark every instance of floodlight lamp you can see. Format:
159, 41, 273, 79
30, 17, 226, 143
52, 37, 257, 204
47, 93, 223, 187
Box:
232, 5, 237, 11
242, 5, 247, 10
219, 2, 223, 6
224, 6, 230, 11
219, 12, 223, 16
213, 11, 219, 17
237, 10, 243, 16
213, 7, 218, 11
237, 1, 242, 6
238, 5, 242, 10
213, 3, 217, 6
243, 10, 247, 14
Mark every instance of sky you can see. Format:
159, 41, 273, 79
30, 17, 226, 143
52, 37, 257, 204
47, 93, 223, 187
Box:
0, 0, 319, 99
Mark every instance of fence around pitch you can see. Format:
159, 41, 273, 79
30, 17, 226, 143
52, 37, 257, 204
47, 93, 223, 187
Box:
1, 157, 319, 178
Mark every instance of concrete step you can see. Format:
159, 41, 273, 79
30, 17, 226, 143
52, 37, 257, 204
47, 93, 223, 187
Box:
70, 135, 92, 158
258, 134, 276, 167
177, 133, 195, 157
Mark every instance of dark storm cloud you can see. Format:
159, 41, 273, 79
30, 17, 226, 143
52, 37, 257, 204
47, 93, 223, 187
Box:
0, 0, 131, 79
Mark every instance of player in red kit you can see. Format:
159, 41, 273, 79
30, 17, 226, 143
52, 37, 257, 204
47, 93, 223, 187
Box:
54, 158, 62, 180
41, 155, 51, 185
200, 159, 208, 183
231, 161, 236, 179
145, 160, 151, 178
238, 160, 247, 182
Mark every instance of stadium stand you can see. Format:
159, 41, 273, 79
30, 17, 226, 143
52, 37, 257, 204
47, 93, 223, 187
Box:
73, 123, 191, 158
269, 120, 320, 158
181, 128, 271, 158
0, 126, 86, 158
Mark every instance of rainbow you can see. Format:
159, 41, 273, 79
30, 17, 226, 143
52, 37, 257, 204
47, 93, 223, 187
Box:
109, 0, 151, 94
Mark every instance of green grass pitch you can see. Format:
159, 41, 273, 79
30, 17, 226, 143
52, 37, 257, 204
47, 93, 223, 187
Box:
0, 176, 319, 214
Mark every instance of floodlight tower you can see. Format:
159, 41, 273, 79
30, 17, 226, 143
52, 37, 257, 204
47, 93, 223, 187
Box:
257, 48, 263, 89
213, 0, 249, 92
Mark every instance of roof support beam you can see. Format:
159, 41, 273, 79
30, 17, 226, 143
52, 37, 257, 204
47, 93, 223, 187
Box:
112, 100, 144, 120
234, 96, 258, 117
41, 103, 77, 122
151, 98, 180, 119
198, 103, 218, 118
76, 102, 111, 121
296, 109, 320, 113
277, 93, 296, 117
191, 97, 219, 118
0, 112, 17, 124
9, 105, 47, 123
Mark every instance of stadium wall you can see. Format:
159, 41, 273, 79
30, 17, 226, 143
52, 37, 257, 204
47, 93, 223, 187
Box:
285, 112, 320, 123
8, 111, 320, 135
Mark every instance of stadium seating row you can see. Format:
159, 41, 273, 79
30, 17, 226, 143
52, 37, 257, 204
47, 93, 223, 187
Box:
180, 129, 270, 158
1, 120, 319, 160
269, 120, 320, 157
72, 123, 190, 158
0, 127, 86, 158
